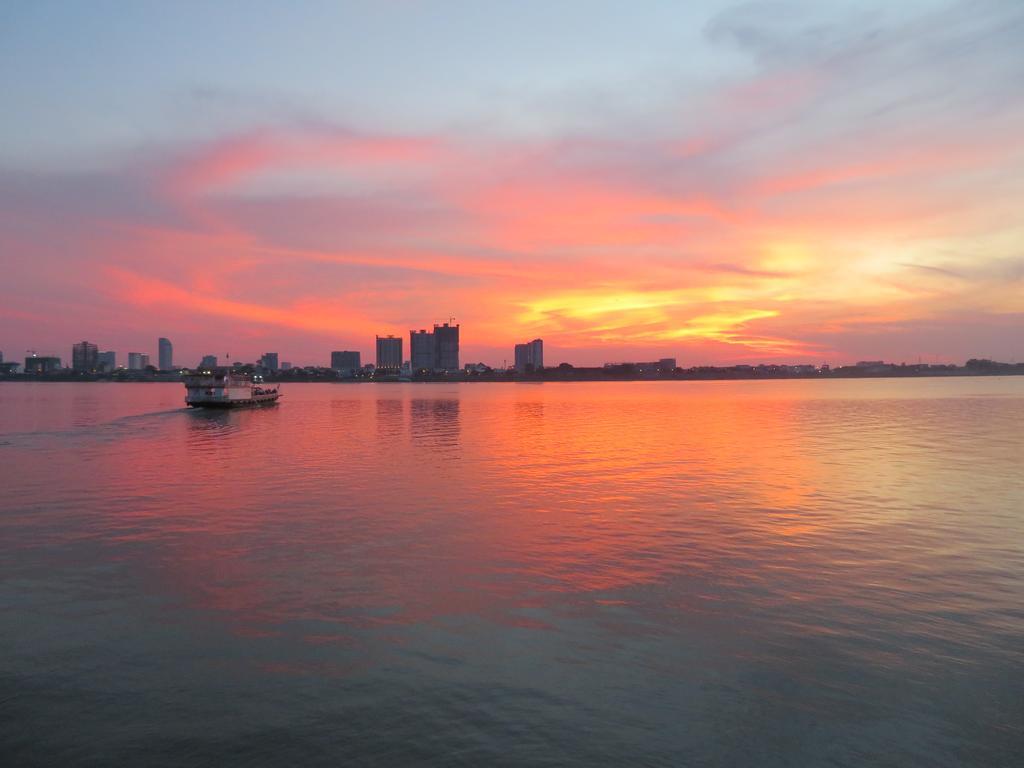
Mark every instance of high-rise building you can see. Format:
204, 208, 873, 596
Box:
410, 329, 435, 372
514, 338, 544, 373
376, 335, 402, 372
72, 341, 99, 372
158, 337, 173, 370
433, 322, 459, 372
24, 355, 61, 374
128, 352, 150, 370
331, 350, 361, 375
199, 355, 218, 369
259, 352, 279, 371
98, 351, 117, 372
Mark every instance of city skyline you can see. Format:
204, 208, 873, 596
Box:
5, 330, 1019, 376
5, 319, 1024, 375
2, 2, 1023, 368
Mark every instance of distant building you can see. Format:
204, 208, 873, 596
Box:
0, 351, 3, 363
128, 352, 150, 370
97, 351, 117, 372
410, 329, 435, 372
514, 338, 544, 373
434, 322, 459, 372
158, 337, 173, 370
259, 352, 279, 371
0, 361, 19, 375
199, 355, 218, 369
854, 360, 893, 374
281, 362, 292, 371
72, 341, 99, 372
331, 350, 361, 375
376, 335, 402, 372
631, 359, 676, 374
25, 355, 61, 374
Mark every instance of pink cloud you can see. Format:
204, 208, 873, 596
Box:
167, 129, 445, 198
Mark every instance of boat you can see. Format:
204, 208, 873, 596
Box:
183, 369, 281, 408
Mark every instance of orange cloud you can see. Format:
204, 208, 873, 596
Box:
104, 266, 378, 338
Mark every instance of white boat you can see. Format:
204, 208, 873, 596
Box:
184, 369, 281, 408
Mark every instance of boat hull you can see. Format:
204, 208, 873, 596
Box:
186, 394, 281, 408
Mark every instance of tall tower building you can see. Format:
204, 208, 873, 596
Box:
158, 337, 173, 370
514, 339, 544, 373
331, 351, 361, 375
376, 335, 402, 372
259, 352, 279, 371
72, 341, 99, 372
128, 352, 150, 370
410, 329, 435, 372
433, 322, 459, 372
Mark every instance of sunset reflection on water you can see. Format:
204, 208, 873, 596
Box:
2, 379, 1022, 766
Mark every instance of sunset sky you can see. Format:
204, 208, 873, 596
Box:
2, 0, 1022, 367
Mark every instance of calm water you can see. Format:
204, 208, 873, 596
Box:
1, 379, 1022, 766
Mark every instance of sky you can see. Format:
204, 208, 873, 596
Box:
1, 0, 1022, 368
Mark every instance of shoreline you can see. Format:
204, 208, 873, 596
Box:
3, 370, 1023, 384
